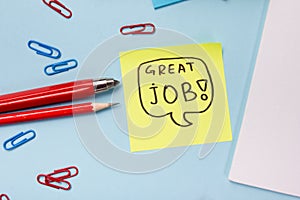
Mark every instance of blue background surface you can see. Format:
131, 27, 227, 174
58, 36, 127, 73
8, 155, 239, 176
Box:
0, 0, 298, 199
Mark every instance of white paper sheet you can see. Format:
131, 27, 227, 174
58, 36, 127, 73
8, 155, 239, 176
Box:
229, 0, 300, 197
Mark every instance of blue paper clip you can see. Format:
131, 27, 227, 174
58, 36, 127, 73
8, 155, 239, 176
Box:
28, 40, 61, 59
3, 130, 36, 151
44, 59, 78, 76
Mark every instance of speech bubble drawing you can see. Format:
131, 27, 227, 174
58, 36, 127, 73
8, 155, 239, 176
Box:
138, 57, 214, 127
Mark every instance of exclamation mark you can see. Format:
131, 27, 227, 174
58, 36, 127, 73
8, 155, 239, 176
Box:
196, 79, 208, 101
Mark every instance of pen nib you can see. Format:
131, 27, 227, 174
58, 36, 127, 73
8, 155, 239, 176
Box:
114, 80, 120, 86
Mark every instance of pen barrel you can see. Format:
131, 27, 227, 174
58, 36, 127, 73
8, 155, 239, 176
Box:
0, 102, 94, 125
0, 79, 94, 113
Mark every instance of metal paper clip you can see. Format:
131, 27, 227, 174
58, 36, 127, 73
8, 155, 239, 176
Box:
47, 166, 79, 180
3, 130, 36, 151
42, 0, 72, 19
0, 194, 10, 200
44, 59, 78, 76
37, 166, 79, 190
120, 23, 155, 35
28, 40, 61, 59
37, 174, 71, 190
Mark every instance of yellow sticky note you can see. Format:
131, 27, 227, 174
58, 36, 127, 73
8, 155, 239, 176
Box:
120, 43, 232, 152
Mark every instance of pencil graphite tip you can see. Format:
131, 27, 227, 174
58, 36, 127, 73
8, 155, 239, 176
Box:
93, 102, 119, 112
109, 102, 120, 107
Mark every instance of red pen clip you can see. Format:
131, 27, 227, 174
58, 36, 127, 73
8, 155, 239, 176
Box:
0, 194, 10, 200
42, 0, 72, 19
37, 174, 71, 190
120, 23, 155, 35
37, 166, 79, 190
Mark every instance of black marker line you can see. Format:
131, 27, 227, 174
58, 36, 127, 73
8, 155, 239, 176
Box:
137, 57, 214, 127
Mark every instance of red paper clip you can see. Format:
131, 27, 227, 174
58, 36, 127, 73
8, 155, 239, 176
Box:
120, 23, 155, 35
37, 174, 71, 190
47, 166, 79, 180
0, 194, 10, 200
37, 166, 79, 190
42, 0, 72, 19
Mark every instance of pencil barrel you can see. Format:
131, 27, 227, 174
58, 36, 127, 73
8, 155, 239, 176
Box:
0, 102, 93, 125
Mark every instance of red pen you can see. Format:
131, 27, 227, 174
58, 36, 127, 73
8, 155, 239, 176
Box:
0, 102, 118, 125
0, 78, 119, 113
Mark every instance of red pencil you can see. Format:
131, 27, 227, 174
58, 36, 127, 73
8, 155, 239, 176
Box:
0, 102, 117, 125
